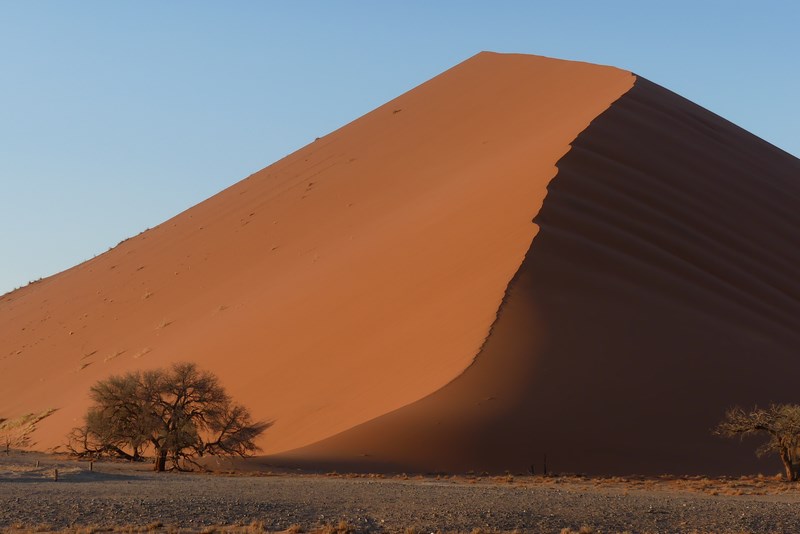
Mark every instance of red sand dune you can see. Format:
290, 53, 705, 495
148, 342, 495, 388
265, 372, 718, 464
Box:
2, 52, 799, 475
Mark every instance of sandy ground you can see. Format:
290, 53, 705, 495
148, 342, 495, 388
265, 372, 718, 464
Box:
2, 453, 800, 533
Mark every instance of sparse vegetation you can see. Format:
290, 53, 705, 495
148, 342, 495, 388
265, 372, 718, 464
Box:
715, 403, 800, 481
0, 409, 56, 454
68, 362, 270, 471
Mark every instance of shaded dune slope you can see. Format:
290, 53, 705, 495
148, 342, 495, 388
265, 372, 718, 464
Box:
271, 76, 800, 476
0, 53, 634, 454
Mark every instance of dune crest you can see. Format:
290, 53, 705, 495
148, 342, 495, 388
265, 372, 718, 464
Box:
0, 53, 634, 456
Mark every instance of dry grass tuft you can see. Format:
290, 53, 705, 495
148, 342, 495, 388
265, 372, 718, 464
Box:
313, 521, 355, 534
248, 520, 266, 533
0, 409, 57, 451
5, 523, 56, 533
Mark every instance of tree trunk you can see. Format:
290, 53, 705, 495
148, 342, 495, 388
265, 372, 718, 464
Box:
784, 461, 796, 482
779, 448, 797, 481
154, 449, 167, 472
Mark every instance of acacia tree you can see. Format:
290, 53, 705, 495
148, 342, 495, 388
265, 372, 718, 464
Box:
69, 362, 270, 471
715, 404, 800, 481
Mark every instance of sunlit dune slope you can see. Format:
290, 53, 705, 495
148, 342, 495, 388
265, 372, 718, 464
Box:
271, 76, 800, 475
0, 53, 634, 454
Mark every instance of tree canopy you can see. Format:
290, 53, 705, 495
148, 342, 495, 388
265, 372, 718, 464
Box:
69, 362, 270, 471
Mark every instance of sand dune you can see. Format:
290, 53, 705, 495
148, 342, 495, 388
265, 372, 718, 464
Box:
268, 75, 800, 475
0, 53, 633, 459
3, 52, 798, 475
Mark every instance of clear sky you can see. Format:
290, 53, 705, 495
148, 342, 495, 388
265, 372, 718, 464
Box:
1, 1, 798, 294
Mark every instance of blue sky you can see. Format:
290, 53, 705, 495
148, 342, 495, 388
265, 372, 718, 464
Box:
1, 1, 798, 294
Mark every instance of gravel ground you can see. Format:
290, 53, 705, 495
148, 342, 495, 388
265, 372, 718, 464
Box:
2, 453, 799, 533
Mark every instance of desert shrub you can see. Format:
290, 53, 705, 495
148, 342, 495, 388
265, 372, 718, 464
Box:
1, 409, 56, 454
68, 362, 270, 471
